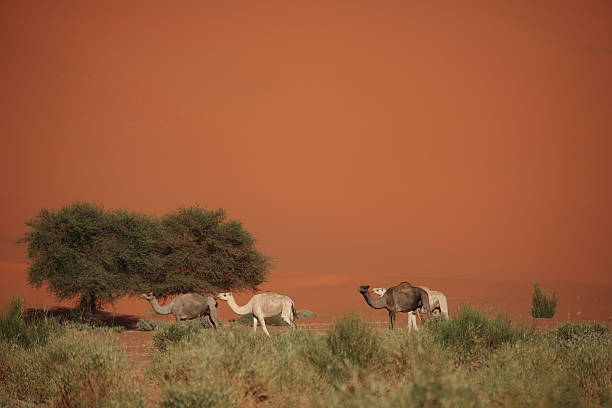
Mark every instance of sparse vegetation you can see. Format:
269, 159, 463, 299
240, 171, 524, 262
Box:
530, 283, 558, 318
1, 303, 610, 407
232, 309, 317, 326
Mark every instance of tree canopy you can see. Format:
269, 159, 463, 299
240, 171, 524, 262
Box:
21, 202, 270, 312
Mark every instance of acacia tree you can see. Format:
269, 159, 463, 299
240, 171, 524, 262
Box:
152, 206, 270, 296
21, 202, 162, 313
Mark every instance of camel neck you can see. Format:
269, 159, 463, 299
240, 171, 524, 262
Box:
149, 297, 174, 315
226, 294, 253, 315
361, 292, 387, 309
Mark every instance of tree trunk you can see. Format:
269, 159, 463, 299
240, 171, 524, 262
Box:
79, 292, 99, 314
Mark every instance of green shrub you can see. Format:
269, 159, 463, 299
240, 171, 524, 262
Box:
530, 284, 557, 318
0, 298, 61, 348
232, 310, 317, 326
1, 332, 144, 407
326, 314, 381, 368
151, 327, 321, 407
63, 321, 124, 333
550, 321, 610, 347
425, 305, 533, 363
153, 323, 202, 351
161, 382, 236, 408
140, 318, 216, 332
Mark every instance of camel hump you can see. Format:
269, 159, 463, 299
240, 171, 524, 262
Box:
399, 281, 413, 287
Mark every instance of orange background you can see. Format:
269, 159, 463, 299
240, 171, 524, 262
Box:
1, 1, 611, 322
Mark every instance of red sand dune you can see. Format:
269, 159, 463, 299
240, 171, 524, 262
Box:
1, 1, 611, 324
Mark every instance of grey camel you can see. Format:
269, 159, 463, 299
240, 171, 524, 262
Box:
358, 282, 431, 330
140, 292, 220, 328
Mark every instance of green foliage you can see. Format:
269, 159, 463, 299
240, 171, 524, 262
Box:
326, 314, 381, 369
232, 309, 317, 326
0, 332, 144, 408
138, 318, 216, 332
0, 298, 62, 348
161, 384, 235, 408
549, 321, 610, 347
21, 202, 162, 312
21, 202, 270, 312
156, 207, 269, 295
63, 321, 124, 333
424, 305, 534, 363
530, 284, 558, 318
153, 324, 203, 351
2, 305, 609, 407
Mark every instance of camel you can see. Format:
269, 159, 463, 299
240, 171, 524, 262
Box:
358, 282, 431, 330
139, 293, 219, 328
217, 291, 296, 336
372, 286, 449, 319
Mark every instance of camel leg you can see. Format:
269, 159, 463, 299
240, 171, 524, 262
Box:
439, 296, 450, 319
408, 311, 418, 331
388, 310, 396, 329
207, 307, 219, 329
281, 309, 296, 328
252, 316, 258, 333
281, 314, 296, 328
257, 314, 271, 337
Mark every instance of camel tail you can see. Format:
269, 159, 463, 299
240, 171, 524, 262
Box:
292, 302, 297, 320
419, 289, 432, 318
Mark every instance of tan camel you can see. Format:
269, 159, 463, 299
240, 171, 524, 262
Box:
139, 293, 219, 328
217, 291, 296, 336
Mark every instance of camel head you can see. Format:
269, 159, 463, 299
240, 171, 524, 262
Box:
372, 287, 387, 297
358, 285, 370, 294
217, 292, 232, 301
139, 292, 155, 300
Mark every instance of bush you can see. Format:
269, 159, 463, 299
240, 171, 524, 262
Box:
530, 284, 557, 318
474, 339, 583, 407
140, 318, 216, 332
0, 298, 61, 348
153, 323, 203, 351
151, 327, 322, 407
326, 314, 381, 369
424, 305, 533, 363
63, 321, 124, 333
550, 321, 610, 347
161, 383, 236, 408
1, 332, 144, 407
232, 310, 317, 326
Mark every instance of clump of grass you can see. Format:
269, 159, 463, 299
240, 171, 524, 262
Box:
1, 332, 144, 407
151, 327, 323, 407
473, 339, 582, 407
326, 314, 381, 368
530, 284, 557, 318
232, 310, 317, 326
424, 305, 533, 363
63, 321, 124, 333
153, 323, 202, 351
549, 321, 610, 347
139, 317, 216, 332
0, 297, 61, 348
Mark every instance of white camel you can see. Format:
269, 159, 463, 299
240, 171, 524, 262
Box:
217, 291, 296, 336
372, 286, 449, 330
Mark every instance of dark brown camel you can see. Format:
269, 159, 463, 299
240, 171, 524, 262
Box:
358, 282, 431, 329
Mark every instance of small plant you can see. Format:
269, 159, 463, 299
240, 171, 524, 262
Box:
530, 284, 557, 318
425, 305, 533, 362
326, 314, 381, 369
0, 298, 61, 348
550, 321, 610, 347
153, 324, 202, 351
